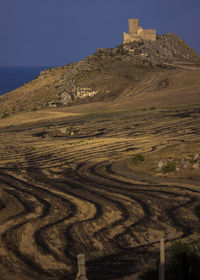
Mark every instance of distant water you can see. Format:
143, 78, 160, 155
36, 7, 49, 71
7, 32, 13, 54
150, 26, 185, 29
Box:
0, 66, 52, 96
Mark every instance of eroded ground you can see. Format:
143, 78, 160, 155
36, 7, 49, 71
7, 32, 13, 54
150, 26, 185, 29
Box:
0, 105, 199, 280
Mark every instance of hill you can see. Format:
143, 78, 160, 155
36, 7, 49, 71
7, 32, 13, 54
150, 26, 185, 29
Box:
0, 33, 200, 118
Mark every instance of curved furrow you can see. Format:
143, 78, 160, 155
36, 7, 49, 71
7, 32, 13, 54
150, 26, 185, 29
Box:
63, 163, 163, 247
166, 196, 199, 238
67, 158, 200, 279
0, 174, 81, 275
18, 168, 143, 275
75, 160, 200, 242
4, 171, 119, 272
3, 116, 199, 170
0, 139, 138, 169
77, 173, 179, 244
70, 168, 149, 239
103, 161, 200, 240
0, 188, 51, 276
27, 170, 132, 257
24, 167, 150, 258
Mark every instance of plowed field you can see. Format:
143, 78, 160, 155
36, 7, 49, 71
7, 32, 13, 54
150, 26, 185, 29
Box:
0, 103, 200, 280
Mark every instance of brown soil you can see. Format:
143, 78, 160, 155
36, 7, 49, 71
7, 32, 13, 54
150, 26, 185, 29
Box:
0, 82, 200, 279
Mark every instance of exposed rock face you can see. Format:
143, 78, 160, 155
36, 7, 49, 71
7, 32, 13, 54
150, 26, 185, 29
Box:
0, 33, 199, 117
76, 87, 98, 98
59, 91, 72, 104
124, 33, 200, 65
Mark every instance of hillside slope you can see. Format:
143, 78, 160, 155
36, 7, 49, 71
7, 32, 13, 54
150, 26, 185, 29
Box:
0, 33, 200, 118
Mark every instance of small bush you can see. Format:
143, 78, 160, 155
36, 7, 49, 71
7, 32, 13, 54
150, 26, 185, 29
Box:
132, 154, 144, 166
161, 161, 176, 172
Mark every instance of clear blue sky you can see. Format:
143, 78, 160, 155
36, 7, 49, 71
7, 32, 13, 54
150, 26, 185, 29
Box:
0, 0, 200, 67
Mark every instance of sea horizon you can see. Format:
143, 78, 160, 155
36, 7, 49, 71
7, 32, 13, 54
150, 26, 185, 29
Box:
0, 65, 54, 96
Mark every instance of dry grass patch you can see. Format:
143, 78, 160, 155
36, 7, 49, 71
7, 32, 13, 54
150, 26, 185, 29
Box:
0, 110, 81, 127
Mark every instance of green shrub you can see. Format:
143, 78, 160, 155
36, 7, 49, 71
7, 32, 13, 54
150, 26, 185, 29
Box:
161, 161, 176, 172
140, 240, 200, 280
132, 154, 144, 166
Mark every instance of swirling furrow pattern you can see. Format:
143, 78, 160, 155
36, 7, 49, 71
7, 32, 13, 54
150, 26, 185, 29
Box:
0, 104, 199, 280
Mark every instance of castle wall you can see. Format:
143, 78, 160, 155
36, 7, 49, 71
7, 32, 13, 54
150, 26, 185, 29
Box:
123, 33, 140, 43
123, 19, 156, 43
137, 26, 143, 35
140, 30, 156, 41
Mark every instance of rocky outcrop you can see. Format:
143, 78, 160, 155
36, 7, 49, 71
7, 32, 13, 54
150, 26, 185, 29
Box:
123, 33, 200, 66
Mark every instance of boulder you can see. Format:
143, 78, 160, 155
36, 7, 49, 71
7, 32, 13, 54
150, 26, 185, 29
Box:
157, 160, 165, 171
193, 163, 199, 169
194, 154, 200, 161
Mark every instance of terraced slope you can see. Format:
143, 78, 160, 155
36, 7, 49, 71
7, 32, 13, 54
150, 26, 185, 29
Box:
0, 101, 200, 279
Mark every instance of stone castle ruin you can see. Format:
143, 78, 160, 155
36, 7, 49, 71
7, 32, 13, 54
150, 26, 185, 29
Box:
123, 19, 156, 44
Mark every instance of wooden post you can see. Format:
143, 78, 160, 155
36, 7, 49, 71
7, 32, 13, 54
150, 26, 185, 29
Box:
75, 254, 88, 280
159, 238, 165, 280
0, 187, 3, 200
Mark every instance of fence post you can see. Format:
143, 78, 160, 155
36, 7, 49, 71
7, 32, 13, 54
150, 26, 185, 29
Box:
159, 238, 165, 280
0, 187, 3, 200
75, 254, 88, 280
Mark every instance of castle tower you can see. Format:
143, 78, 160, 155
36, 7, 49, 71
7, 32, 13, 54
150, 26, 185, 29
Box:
128, 19, 139, 34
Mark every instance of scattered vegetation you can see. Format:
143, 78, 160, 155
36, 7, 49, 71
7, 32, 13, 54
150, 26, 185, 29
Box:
140, 240, 200, 280
132, 154, 144, 166
161, 161, 176, 173
84, 110, 128, 119
128, 142, 200, 180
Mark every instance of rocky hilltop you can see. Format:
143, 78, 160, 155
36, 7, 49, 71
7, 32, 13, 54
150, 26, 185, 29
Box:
0, 33, 200, 118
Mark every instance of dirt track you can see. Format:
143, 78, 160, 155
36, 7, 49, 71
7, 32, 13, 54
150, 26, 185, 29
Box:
0, 101, 200, 280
